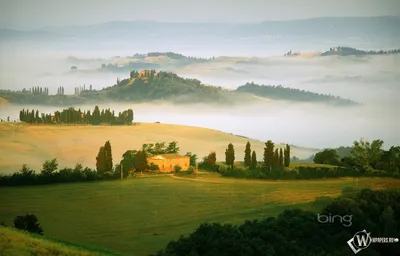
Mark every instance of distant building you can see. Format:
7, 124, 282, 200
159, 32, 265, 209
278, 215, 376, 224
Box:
147, 153, 190, 172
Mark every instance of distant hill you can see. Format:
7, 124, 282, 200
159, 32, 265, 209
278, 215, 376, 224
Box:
0, 71, 358, 106
0, 226, 121, 256
321, 46, 400, 56
98, 52, 213, 72
1, 17, 399, 44
284, 46, 400, 57
235, 83, 357, 106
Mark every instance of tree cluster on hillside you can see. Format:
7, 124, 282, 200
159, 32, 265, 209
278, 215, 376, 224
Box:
103, 70, 225, 103
19, 106, 134, 125
153, 188, 400, 256
100, 62, 160, 72
147, 52, 212, 62
21, 86, 49, 95
321, 46, 400, 56
236, 82, 357, 105
314, 138, 400, 175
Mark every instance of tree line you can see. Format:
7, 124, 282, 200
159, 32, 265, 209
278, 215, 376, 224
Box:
74, 84, 93, 94
200, 141, 291, 175
56, 86, 65, 95
21, 86, 49, 95
153, 188, 400, 256
313, 138, 400, 175
198, 138, 400, 180
235, 82, 356, 105
321, 46, 400, 56
19, 106, 134, 125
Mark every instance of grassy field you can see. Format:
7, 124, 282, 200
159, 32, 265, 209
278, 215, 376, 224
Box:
1, 175, 400, 255
0, 122, 319, 175
0, 226, 122, 256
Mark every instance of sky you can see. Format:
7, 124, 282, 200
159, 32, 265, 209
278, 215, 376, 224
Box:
1, 0, 400, 29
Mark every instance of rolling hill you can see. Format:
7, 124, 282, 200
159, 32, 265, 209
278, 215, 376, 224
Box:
0, 70, 358, 106
0, 122, 319, 175
0, 226, 121, 256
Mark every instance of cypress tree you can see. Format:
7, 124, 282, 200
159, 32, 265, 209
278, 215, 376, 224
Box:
19, 110, 23, 122
35, 110, 39, 123
96, 146, 107, 175
284, 144, 291, 167
225, 143, 235, 169
263, 140, 275, 169
251, 151, 257, 170
92, 106, 100, 125
274, 149, 279, 166
30, 110, 35, 123
279, 148, 284, 167
244, 141, 251, 167
104, 141, 113, 173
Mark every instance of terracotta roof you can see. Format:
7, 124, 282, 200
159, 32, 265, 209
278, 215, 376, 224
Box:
148, 153, 189, 160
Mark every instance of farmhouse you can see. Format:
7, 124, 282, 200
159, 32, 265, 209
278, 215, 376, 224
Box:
147, 153, 190, 172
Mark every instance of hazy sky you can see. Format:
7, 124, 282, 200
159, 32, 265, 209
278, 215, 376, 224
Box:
1, 0, 399, 29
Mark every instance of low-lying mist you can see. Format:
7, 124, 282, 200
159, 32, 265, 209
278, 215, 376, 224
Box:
1, 44, 399, 150
1, 100, 399, 150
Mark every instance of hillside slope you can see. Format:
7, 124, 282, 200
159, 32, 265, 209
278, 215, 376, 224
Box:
0, 227, 120, 256
0, 122, 319, 174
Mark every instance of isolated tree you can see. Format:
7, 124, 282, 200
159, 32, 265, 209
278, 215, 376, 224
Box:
225, 143, 235, 169
135, 150, 148, 172
120, 150, 137, 175
13, 214, 43, 235
251, 151, 257, 170
244, 142, 251, 167
284, 144, 291, 167
350, 138, 384, 172
96, 146, 107, 174
41, 158, 58, 175
104, 140, 113, 173
314, 149, 340, 165
208, 152, 217, 166
263, 140, 275, 168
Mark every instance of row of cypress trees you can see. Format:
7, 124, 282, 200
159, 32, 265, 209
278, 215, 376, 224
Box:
19, 106, 134, 125
224, 141, 291, 169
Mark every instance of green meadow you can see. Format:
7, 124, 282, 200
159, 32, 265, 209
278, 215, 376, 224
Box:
1, 174, 399, 256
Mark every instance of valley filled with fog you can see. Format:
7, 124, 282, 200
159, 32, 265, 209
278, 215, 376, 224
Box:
1, 29, 399, 151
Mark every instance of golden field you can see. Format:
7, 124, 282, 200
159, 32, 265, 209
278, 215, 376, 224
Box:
0, 122, 318, 174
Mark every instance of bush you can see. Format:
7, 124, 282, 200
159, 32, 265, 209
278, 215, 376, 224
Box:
187, 166, 195, 174
149, 163, 160, 171
174, 165, 182, 173
13, 214, 43, 235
